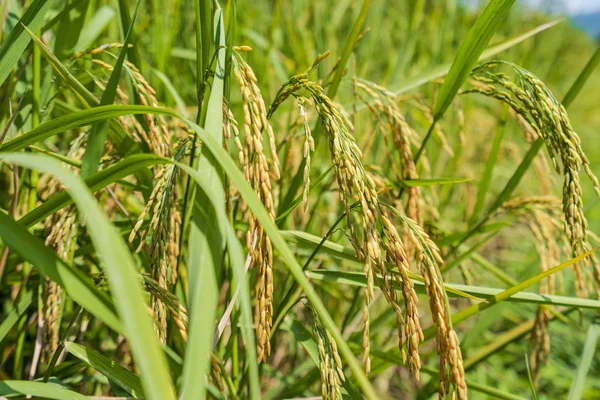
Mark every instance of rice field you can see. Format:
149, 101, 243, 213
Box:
0, 0, 599, 399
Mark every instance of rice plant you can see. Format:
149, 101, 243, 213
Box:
1, 0, 600, 399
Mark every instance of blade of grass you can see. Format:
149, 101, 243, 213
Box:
64, 342, 144, 398
327, 0, 371, 98
182, 9, 239, 400
306, 269, 600, 309
0, 105, 175, 153
81, 0, 141, 177
400, 177, 472, 187
0, 0, 53, 86
433, 0, 516, 119
0, 212, 122, 332
469, 106, 508, 225
116, 0, 142, 69
0, 381, 88, 400
562, 46, 600, 109
175, 161, 259, 400
0, 291, 33, 345
415, 0, 516, 163
23, 25, 97, 107
442, 249, 596, 332
568, 317, 600, 400
525, 354, 539, 400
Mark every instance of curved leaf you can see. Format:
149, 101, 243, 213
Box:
0, 381, 88, 400
0, 153, 175, 400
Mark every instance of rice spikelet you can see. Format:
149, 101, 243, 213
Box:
307, 302, 345, 400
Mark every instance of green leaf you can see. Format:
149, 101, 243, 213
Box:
400, 177, 472, 187
562, 46, 600, 108
469, 107, 508, 225
65, 342, 144, 398
0, 0, 53, 86
0, 211, 122, 333
0, 291, 33, 345
0, 105, 176, 153
53, 0, 90, 60
175, 160, 259, 400
182, 9, 236, 400
446, 249, 596, 331
327, 0, 371, 98
74, 6, 116, 53
568, 318, 600, 400
81, 0, 142, 177
23, 24, 98, 107
0, 153, 175, 400
0, 381, 88, 400
433, 0, 516, 120
306, 269, 600, 309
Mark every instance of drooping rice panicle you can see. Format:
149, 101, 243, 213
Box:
495, 195, 575, 383
467, 61, 600, 295
307, 301, 345, 400
296, 96, 315, 213
232, 48, 280, 362
390, 208, 467, 399
268, 55, 465, 395
129, 144, 185, 343
355, 78, 423, 226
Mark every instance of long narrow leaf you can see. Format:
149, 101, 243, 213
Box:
0, 105, 175, 153
182, 9, 236, 400
0, 381, 88, 400
568, 318, 600, 400
81, 0, 142, 177
433, 0, 516, 120
0, 211, 122, 332
0, 291, 33, 344
306, 270, 600, 309
0, 0, 53, 86
65, 342, 144, 398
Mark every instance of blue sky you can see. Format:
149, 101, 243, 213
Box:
524, 0, 600, 14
